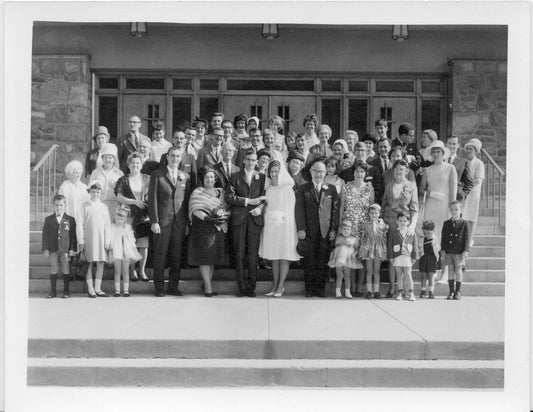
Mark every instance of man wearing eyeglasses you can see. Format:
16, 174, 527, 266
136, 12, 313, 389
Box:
295, 160, 340, 298
118, 115, 150, 172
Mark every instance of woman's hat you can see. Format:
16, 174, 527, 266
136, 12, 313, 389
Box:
256, 149, 272, 160
93, 126, 110, 140
332, 139, 348, 153
427, 140, 450, 160
464, 138, 482, 153
100, 143, 118, 158
296, 238, 313, 257
248, 116, 260, 127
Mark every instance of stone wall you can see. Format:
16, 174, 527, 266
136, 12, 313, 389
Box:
449, 60, 507, 167
31, 55, 92, 173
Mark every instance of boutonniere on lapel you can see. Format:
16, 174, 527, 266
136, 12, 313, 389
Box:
254, 174, 260, 181
322, 185, 329, 191
177, 172, 185, 182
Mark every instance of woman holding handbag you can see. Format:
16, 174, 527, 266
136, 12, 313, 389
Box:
115, 153, 151, 281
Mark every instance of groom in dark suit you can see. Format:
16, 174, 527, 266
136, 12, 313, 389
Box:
148, 146, 192, 297
295, 160, 340, 297
225, 148, 266, 297
446, 136, 473, 201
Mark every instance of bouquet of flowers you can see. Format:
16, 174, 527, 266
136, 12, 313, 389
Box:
206, 207, 230, 224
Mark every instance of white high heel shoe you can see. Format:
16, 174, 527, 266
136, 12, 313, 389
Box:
273, 288, 285, 298
265, 290, 276, 297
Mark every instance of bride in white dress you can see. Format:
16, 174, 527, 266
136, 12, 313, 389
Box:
259, 160, 301, 297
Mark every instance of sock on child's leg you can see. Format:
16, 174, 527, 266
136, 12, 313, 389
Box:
95, 278, 102, 293
345, 288, 353, 298
124, 282, 129, 294
455, 281, 461, 292
62, 274, 70, 294
366, 283, 372, 293
429, 284, 435, 292
335, 288, 341, 298
114, 282, 120, 293
49, 274, 57, 296
448, 280, 455, 294
86, 279, 95, 294
373, 283, 380, 293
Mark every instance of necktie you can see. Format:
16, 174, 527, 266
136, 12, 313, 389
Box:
134, 133, 139, 148
226, 163, 231, 177
171, 171, 177, 185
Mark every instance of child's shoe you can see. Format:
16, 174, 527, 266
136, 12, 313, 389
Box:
385, 289, 393, 298
365, 291, 373, 299
345, 289, 353, 299
446, 293, 453, 300
354, 291, 363, 298
335, 288, 342, 299
395, 292, 403, 301
428, 291, 435, 299
373, 292, 382, 299
113, 292, 120, 297
419, 290, 426, 299
408, 292, 416, 301
453, 291, 461, 300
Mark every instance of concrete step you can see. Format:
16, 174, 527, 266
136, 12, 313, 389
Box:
473, 235, 505, 247
474, 225, 505, 235
27, 338, 503, 361
476, 216, 505, 226
469, 246, 505, 257
26, 357, 504, 388
28, 279, 505, 296
463, 257, 504, 271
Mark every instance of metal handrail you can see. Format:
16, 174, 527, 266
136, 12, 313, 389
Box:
479, 148, 506, 227
32, 144, 59, 226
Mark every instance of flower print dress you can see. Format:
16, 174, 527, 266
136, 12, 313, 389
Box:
341, 182, 374, 241
358, 219, 389, 260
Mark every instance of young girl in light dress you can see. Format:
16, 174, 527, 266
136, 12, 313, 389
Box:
328, 220, 363, 299
108, 207, 142, 297
358, 204, 389, 299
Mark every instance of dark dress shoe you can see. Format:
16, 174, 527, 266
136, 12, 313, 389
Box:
47, 292, 57, 299
305, 292, 313, 298
62, 293, 70, 299
354, 291, 363, 298
237, 291, 245, 297
204, 292, 213, 297
87, 292, 97, 298
314, 290, 325, 298
95, 291, 109, 297
167, 289, 184, 296
246, 291, 256, 297
155, 292, 165, 297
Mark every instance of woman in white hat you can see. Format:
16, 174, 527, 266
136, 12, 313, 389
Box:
89, 143, 124, 219
419, 139, 458, 248
462, 138, 485, 246
85, 126, 110, 178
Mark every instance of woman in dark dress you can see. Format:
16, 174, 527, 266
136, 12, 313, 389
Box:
187, 166, 230, 296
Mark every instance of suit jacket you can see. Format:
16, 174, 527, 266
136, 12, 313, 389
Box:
159, 151, 198, 188
381, 180, 419, 227
450, 155, 473, 200
290, 171, 308, 188
387, 229, 419, 261
441, 218, 470, 254
339, 162, 384, 204
42, 213, 77, 253
225, 169, 266, 227
118, 132, 150, 173
148, 168, 191, 229
196, 145, 222, 171
214, 161, 240, 190
295, 182, 340, 240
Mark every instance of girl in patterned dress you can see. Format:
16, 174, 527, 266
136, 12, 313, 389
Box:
359, 204, 389, 299
339, 161, 375, 296
328, 221, 363, 299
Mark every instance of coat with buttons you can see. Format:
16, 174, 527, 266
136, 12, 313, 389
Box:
42, 213, 77, 254
441, 218, 470, 254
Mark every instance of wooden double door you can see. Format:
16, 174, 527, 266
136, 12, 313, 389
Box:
223, 95, 317, 134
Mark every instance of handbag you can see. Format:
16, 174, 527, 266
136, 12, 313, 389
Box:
70, 252, 89, 280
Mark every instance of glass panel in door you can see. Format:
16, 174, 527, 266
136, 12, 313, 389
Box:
122, 94, 167, 139
372, 97, 416, 140
223, 96, 269, 130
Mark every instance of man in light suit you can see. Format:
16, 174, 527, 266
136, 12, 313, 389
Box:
295, 160, 340, 298
225, 148, 266, 297
118, 115, 150, 172
148, 146, 192, 297
446, 136, 473, 201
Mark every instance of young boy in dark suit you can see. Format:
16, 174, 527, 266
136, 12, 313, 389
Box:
441, 200, 470, 300
42, 194, 78, 298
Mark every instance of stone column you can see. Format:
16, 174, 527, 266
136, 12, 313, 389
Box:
448, 59, 507, 167
31, 55, 92, 173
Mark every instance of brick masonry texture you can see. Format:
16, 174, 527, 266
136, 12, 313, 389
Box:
449, 60, 507, 168
31, 55, 92, 173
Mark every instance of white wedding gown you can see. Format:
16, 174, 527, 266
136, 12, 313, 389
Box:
259, 167, 301, 261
